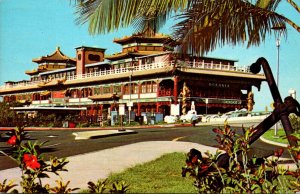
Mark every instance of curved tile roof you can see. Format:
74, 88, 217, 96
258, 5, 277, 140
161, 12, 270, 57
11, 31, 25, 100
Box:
32, 47, 76, 63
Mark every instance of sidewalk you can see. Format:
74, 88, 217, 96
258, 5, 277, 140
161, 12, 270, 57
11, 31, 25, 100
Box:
1, 141, 218, 191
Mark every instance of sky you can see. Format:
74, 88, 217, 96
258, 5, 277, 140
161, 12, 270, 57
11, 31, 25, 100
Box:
0, 0, 299, 111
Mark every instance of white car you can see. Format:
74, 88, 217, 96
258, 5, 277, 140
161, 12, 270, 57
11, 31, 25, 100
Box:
164, 115, 179, 123
180, 110, 199, 122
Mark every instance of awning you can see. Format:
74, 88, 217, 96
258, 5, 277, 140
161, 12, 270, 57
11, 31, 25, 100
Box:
88, 93, 119, 101
10, 106, 87, 112
61, 89, 68, 94
40, 91, 51, 96
17, 99, 32, 104
37, 81, 47, 87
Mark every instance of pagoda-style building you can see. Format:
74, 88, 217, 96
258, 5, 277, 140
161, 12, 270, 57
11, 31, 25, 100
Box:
25, 47, 76, 81
0, 30, 266, 124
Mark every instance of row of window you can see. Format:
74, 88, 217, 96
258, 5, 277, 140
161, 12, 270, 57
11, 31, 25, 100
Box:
39, 63, 137, 80
78, 54, 101, 62
40, 70, 75, 80
123, 46, 163, 53
73, 81, 158, 97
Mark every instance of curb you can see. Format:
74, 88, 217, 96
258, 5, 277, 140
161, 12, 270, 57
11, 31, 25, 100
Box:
259, 136, 288, 148
0, 123, 194, 131
72, 129, 137, 140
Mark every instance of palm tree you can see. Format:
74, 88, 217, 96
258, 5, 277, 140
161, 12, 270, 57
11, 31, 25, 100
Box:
74, 0, 299, 55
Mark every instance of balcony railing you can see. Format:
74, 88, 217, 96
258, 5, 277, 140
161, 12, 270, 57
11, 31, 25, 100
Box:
174, 60, 250, 72
0, 60, 256, 90
66, 62, 167, 81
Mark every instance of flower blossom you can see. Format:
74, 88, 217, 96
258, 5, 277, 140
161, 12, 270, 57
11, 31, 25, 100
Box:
23, 153, 41, 169
7, 135, 17, 145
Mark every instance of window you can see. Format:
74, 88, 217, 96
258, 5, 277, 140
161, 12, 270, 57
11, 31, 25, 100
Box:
88, 54, 100, 61
113, 85, 121, 93
78, 54, 81, 60
154, 47, 163, 51
141, 58, 146, 65
139, 46, 145, 51
152, 83, 157, 93
147, 83, 152, 93
103, 87, 110, 94
124, 85, 129, 94
146, 46, 154, 51
94, 87, 100, 95
142, 84, 147, 93
146, 57, 154, 64
125, 62, 131, 68
133, 84, 139, 94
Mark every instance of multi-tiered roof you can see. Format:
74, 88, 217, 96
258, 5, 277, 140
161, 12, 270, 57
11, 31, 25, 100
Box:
106, 28, 174, 61
26, 47, 76, 76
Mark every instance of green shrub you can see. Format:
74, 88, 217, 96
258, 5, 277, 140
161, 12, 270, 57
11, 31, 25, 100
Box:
1, 126, 130, 193
182, 124, 300, 193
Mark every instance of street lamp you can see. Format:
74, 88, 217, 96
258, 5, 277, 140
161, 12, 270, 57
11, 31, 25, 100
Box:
288, 89, 296, 99
272, 25, 286, 137
127, 66, 135, 124
205, 98, 208, 115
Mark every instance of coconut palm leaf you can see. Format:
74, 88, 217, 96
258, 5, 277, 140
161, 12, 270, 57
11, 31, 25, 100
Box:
75, 0, 187, 34
286, 0, 300, 13
74, 0, 299, 55
172, 0, 292, 55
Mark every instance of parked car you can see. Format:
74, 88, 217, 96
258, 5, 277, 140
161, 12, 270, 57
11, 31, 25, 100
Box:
202, 115, 220, 122
180, 110, 200, 122
164, 115, 179, 123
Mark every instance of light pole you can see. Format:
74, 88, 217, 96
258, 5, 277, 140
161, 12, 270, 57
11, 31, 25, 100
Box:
272, 25, 286, 137
289, 89, 296, 99
205, 98, 208, 115
127, 66, 134, 124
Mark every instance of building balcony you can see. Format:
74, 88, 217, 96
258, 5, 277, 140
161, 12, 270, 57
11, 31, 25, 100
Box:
0, 60, 264, 93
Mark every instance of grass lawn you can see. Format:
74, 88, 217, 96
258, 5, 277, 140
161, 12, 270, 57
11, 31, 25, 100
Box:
263, 128, 300, 144
106, 152, 196, 193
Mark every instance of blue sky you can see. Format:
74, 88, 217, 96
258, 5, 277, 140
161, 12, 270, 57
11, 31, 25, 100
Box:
0, 0, 299, 111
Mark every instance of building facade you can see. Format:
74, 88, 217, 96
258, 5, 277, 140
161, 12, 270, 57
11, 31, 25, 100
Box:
0, 31, 266, 122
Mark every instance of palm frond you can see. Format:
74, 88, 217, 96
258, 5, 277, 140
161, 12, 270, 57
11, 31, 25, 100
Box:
75, 0, 188, 34
173, 0, 288, 56
255, 0, 281, 10
286, 0, 300, 13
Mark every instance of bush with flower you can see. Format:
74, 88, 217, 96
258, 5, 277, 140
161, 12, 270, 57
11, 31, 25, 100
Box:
182, 123, 300, 193
1, 126, 129, 193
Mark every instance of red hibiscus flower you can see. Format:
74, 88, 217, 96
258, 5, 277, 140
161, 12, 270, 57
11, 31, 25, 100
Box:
199, 164, 209, 174
274, 148, 284, 157
296, 153, 300, 160
7, 135, 17, 145
212, 128, 224, 135
191, 156, 198, 164
23, 154, 40, 169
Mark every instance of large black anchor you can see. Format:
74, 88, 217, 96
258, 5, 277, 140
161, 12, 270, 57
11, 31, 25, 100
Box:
216, 57, 299, 167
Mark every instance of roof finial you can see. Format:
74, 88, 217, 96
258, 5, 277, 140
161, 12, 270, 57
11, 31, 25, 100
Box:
56, 46, 60, 51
